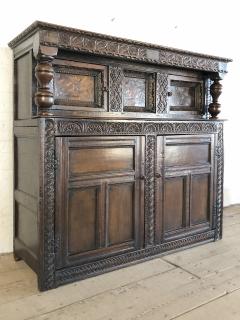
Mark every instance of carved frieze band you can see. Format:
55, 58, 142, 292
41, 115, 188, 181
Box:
109, 66, 123, 112
42, 119, 56, 290
57, 120, 219, 136
55, 230, 215, 285
215, 123, 224, 240
156, 73, 168, 114
38, 30, 227, 73
145, 135, 156, 246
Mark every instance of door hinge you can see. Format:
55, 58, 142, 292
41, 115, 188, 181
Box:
55, 235, 61, 252
54, 158, 60, 170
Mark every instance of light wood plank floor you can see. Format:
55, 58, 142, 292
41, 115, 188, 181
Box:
1, 205, 240, 320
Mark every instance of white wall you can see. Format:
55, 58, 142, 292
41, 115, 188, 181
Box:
0, 0, 239, 253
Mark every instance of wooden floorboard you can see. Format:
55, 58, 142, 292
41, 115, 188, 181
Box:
0, 205, 240, 320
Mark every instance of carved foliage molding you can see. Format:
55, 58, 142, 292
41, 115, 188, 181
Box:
57, 120, 219, 136
41, 119, 56, 290
145, 136, 155, 246
109, 66, 123, 112
156, 73, 168, 114
215, 123, 224, 240
38, 29, 227, 73
55, 230, 215, 285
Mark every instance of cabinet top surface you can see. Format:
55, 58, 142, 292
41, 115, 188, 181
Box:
8, 21, 231, 73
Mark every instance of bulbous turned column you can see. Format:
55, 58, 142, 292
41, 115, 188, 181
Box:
35, 54, 55, 108
208, 75, 223, 119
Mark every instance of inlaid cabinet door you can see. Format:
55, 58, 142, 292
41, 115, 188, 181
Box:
55, 136, 145, 268
52, 59, 108, 111
155, 134, 215, 243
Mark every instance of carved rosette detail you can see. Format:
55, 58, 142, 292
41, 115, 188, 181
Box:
145, 135, 156, 246
55, 230, 215, 285
109, 66, 124, 112
35, 55, 55, 108
41, 119, 56, 290
215, 123, 224, 240
156, 73, 168, 114
208, 75, 223, 118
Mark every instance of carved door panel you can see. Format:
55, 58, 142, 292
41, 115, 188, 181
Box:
167, 74, 204, 116
55, 136, 145, 268
155, 134, 215, 243
53, 59, 108, 111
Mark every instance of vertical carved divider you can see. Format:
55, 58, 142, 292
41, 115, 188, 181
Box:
145, 135, 156, 246
38, 118, 56, 290
208, 74, 223, 118
156, 73, 168, 114
109, 66, 124, 112
215, 123, 224, 240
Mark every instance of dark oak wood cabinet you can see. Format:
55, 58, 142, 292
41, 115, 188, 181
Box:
9, 21, 231, 291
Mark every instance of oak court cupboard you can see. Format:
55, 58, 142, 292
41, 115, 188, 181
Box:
8, 21, 231, 291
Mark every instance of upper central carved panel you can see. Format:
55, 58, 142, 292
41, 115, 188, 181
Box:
123, 70, 155, 113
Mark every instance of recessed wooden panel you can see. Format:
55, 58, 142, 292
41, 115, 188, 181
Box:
191, 174, 209, 225
108, 182, 134, 245
16, 137, 39, 197
164, 177, 185, 232
16, 204, 38, 256
123, 70, 155, 112
55, 73, 95, 102
16, 53, 32, 119
170, 81, 195, 108
123, 77, 146, 107
68, 187, 98, 254
69, 146, 134, 175
165, 143, 210, 167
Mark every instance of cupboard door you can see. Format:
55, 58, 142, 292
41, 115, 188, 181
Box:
156, 135, 214, 242
55, 136, 144, 268
53, 59, 108, 111
167, 74, 204, 116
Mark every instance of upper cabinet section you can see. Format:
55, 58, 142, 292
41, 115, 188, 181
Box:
9, 21, 232, 120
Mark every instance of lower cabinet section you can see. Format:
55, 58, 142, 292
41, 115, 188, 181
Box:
14, 120, 224, 291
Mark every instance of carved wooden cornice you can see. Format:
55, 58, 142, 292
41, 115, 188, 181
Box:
9, 21, 232, 73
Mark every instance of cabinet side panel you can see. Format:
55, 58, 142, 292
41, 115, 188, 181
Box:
14, 126, 39, 272
16, 135, 38, 197
15, 52, 33, 120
